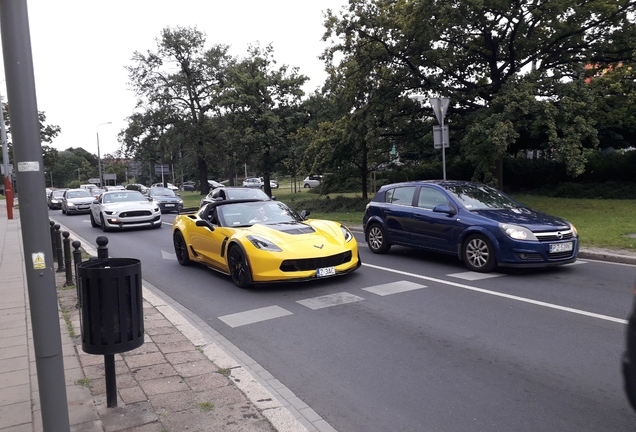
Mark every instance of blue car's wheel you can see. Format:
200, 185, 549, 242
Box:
228, 246, 252, 288
463, 234, 496, 272
367, 223, 391, 254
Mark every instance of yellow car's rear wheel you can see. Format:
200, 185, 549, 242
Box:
228, 246, 252, 288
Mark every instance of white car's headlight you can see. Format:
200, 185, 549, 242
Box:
341, 225, 353, 242
104, 210, 118, 216
499, 223, 537, 241
247, 235, 282, 252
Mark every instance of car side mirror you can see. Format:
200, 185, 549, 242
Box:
433, 205, 456, 216
300, 210, 311, 220
195, 219, 215, 231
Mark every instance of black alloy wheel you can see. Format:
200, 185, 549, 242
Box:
367, 223, 391, 254
90, 212, 98, 228
100, 215, 110, 232
463, 234, 496, 272
173, 231, 191, 266
228, 246, 252, 288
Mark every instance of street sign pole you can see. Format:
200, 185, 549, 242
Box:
429, 98, 450, 180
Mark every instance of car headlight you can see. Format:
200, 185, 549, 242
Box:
570, 223, 578, 236
341, 225, 353, 242
247, 235, 282, 252
178, 199, 183, 204
67, 202, 76, 207
153, 207, 160, 212
104, 210, 118, 216
499, 223, 537, 241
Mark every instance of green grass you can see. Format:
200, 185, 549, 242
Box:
177, 189, 636, 251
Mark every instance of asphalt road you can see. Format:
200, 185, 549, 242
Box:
51, 210, 636, 432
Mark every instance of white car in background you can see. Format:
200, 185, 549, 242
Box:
151, 182, 178, 191
303, 175, 323, 188
90, 190, 161, 232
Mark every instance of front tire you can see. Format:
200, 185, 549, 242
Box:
228, 246, 252, 288
463, 234, 496, 272
304, 184, 310, 189
173, 231, 191, 266
367, 223, 391, 254
100, 215, 110, 232
90, 212, 98, 228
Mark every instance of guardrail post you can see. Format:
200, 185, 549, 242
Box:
96, 236, 108, 259
54, 224, 64, 272
63, 232, 73, 286
49, 220, 55, 257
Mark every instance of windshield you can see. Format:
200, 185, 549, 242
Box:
150, 188, 175, 197
225, 189, 269, 200
444, 184, 522, 210
67, 190, 92, 199
103, 191, 146, 203
219, 201, 301, 227
52, 190, 65, 198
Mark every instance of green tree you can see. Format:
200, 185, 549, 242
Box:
323, 0, 636, 187
125, 26, 233, 195
222, 44, 308, 196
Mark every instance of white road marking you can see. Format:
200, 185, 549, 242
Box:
296, 292, 365, 310
219, 306, 293, 328
362, 281, 426, 296
448, 271, 504, 281
161, 250, 177, 260
362, 263, 628, 325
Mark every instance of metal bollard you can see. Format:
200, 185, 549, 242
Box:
96, 236, 109, 259
54, 224, 65, 272
72, 240, 82, 287
63, 232, 73, 286
49, 220, 56, 257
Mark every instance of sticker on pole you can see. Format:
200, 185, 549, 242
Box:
32, 252, 45, 269
18, 161, 40, 172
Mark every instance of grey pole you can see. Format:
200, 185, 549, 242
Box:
96, 122, 111, 187
0, 1, 71, 430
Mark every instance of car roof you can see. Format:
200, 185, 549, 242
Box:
377, 180, 486, 191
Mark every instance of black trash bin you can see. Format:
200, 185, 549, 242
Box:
77, 258, 144, 355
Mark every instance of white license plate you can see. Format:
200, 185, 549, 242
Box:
317, 266, 336, 277
550, 242, 573, 253
165, 204, 175, 207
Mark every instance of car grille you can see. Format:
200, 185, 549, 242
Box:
548, 251, 575, 260
120, 210, 152, 218
280, 251, 352, 272
535, 229, 575, 242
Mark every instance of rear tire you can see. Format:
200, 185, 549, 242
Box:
463, 234, 496, 272
304, 184, 310, 188
228, 246, 252, 288
173, 231, 191, 266
367, 223, 391, 254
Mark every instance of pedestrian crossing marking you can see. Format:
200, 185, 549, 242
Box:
447, 272, 504, 281
362, 281, 426, 296
218, 305, 292, 328
296, 292, 364, 310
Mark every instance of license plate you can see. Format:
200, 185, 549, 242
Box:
165, 204, 175, 207
317, 266, 336, 277
550, 242, 573, 253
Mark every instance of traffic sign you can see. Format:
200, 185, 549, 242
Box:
429, 98, 450, 124
433, 125, 449, 149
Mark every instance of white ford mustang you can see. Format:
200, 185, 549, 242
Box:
90, 190, 162, 232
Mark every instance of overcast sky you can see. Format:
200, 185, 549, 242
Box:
2, 0, 348, 157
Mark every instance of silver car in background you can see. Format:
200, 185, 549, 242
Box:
90, 190, 161, 232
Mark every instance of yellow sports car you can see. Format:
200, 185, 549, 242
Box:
172, 199, 361, 288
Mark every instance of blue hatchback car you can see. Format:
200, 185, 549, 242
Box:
363, 180, 579, 272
